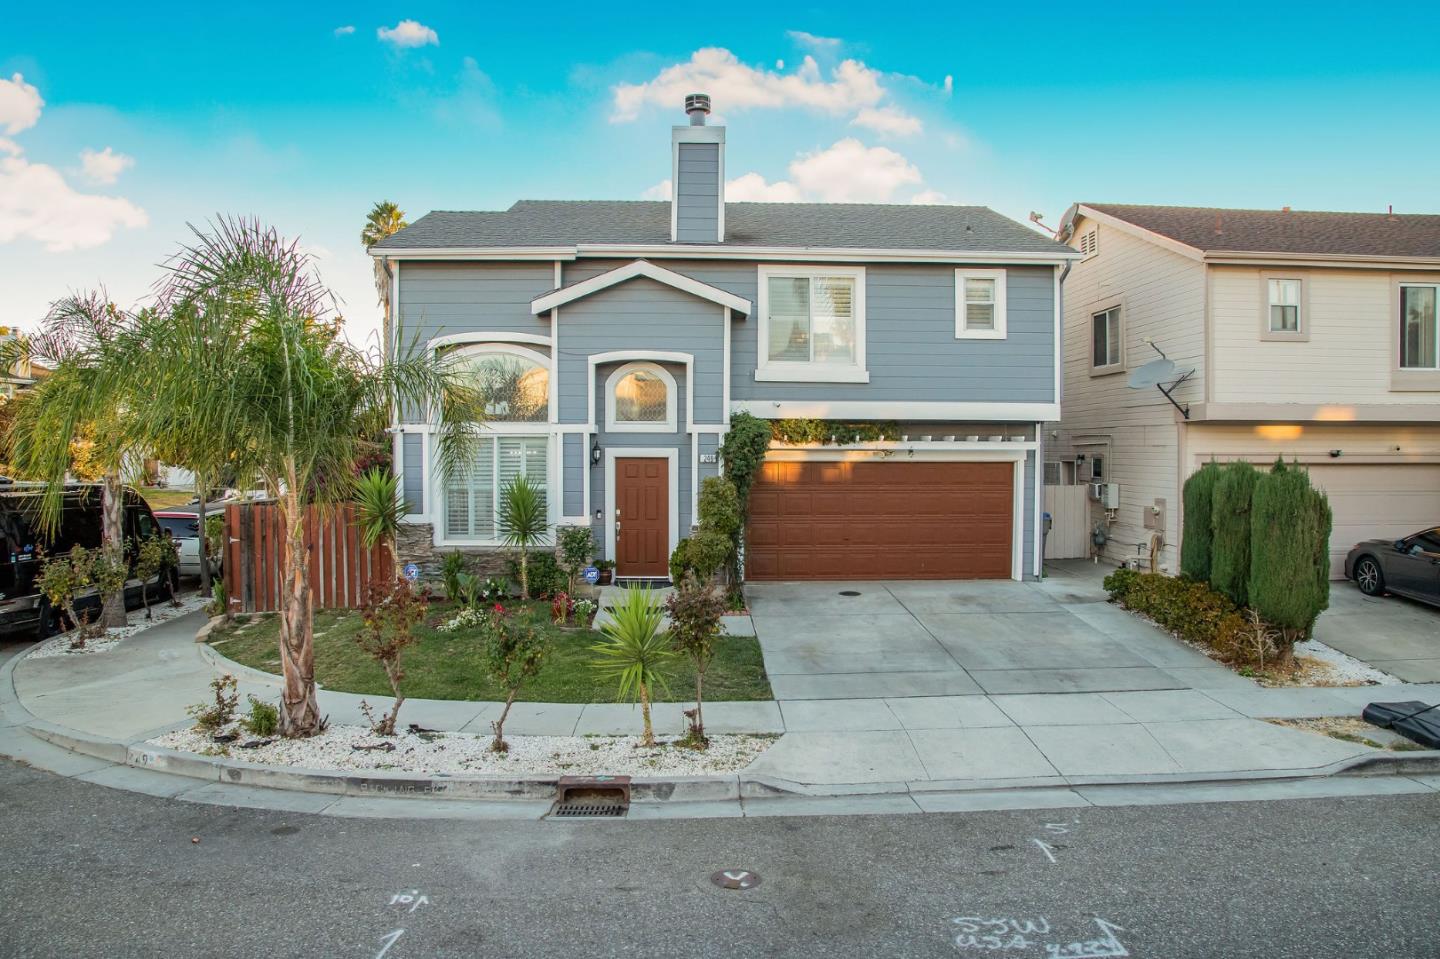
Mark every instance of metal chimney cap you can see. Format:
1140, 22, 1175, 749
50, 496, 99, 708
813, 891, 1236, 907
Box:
685, 93, 711, 125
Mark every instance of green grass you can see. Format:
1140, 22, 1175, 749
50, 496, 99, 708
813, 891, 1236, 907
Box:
141, 488, 199, 510
209, 601, 773, 704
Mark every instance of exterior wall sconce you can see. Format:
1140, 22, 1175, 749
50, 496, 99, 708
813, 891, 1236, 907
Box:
591, 440, 603, 466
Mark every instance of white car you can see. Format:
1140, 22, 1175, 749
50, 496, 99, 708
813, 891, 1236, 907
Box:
154, 507, 225, 578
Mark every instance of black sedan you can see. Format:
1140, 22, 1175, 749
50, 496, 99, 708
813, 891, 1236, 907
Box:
1345, 527, 1440, 607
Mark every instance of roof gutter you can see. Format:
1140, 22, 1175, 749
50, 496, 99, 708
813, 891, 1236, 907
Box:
371, 244, 1080, 265
1202, 251, 1440, 270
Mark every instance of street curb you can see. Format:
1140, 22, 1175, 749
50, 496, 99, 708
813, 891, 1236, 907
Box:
195, 640, 288, 688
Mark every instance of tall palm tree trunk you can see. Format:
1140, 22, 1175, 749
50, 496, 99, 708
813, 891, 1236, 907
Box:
639, 681, 655, 747
195, 469, 211, 594
100, 472, 127, 628
277, 485, 320, 736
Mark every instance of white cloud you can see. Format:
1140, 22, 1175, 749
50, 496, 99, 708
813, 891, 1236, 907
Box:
943, 75, 954, 95
851, 105, 922, 137
0, 73, 147, 252
611, 48, 885, 122
911, 190, 949, 205
787, 138, 922, 202
377, 19, 438, 48
334, 25, 356, 36
786, 30, 842, 51
724, 172, 803, 202
78, 146, 134, 185
0, 73, 43, 136
641, 179, 672, 200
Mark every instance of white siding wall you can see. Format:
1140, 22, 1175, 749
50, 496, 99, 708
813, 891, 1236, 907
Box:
1052, 217, 1207, 572
1212, 267, 1410, 404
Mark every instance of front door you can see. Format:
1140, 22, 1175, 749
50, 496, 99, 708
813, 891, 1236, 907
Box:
615, 457, 669, 577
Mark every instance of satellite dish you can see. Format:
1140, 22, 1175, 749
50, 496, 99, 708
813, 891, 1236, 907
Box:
1127, 358, 1176, 389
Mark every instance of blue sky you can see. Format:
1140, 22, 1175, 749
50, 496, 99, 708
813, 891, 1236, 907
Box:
5, 2, 1439, 345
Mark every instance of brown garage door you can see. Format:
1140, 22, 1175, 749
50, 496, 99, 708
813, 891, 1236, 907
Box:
745, 460, 1014, 581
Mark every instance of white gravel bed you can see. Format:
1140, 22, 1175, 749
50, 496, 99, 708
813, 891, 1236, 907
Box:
148, 723, 776, 777
29, 592, 209, 659
1293, 639, 1400, 686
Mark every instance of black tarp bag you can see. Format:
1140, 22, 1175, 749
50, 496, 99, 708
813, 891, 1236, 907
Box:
1362, 701, 1440, 750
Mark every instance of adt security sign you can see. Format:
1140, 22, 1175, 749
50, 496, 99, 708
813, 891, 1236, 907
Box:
402, 563, 421, 582
582, 566, 600, 585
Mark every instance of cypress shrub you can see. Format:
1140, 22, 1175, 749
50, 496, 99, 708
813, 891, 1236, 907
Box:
1249, 461, 1332, 659
1179, 462, 1220, 581
1209, 461, 1259, 606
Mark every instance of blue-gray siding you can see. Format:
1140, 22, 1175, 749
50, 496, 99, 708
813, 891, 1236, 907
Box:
401, 433, 424, 515
397, 261, 553, 350
562, 433, 583, 517
674, 143, 720, 243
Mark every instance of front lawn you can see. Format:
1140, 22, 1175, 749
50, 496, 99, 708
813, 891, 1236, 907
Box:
141, 487, 199, 510
208, 600, 773, 703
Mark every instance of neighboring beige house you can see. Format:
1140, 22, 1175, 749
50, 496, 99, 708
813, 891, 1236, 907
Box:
1049, 204, 1440, 576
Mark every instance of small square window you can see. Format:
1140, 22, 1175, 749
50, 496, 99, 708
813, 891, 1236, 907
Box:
1090, 454, 1104, 481
955, 269, 1007, 339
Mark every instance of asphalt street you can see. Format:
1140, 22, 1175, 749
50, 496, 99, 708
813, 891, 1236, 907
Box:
2, 760, 1437, 958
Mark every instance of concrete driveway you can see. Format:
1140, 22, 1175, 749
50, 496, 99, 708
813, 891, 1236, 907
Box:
748, 563, 1247, 700
1313, 581, 1440, 682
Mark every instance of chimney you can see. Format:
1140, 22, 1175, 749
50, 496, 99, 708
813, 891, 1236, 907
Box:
671, 93, 725, 243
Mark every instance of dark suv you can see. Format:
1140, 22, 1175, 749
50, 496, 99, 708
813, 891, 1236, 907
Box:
0, 484, 168, 638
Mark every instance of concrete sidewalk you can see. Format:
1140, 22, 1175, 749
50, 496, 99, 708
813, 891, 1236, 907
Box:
6, 608, 1438, 804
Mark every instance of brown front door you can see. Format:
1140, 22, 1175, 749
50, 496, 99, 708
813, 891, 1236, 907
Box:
615, 457, 669, 577
745, 460, 1014, 580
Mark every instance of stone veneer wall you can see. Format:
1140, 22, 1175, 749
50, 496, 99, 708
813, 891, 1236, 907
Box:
396, 523, 513, 587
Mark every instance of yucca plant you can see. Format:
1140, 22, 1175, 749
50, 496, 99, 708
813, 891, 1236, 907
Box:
498, 474, 548, 600
590, 586, 674, 746
355, 467, 406, 568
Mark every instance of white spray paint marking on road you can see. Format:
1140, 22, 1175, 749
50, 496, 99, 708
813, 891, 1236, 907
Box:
374, 928, 404, 959
1030, 839, 1058, 864
390, 890, 431, 914
949, 917, 1128, 956
1044, 918, 1128, 958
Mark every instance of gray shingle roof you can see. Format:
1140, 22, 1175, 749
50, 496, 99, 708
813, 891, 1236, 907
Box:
372, 200, 1070, 255
1085, 203, 1440, 258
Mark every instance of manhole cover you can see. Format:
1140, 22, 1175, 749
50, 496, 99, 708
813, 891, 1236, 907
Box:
838, 590, 861, 597
711, 869, 761, 890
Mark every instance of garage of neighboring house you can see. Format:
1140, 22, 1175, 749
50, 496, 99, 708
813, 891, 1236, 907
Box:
1185, 423, 1440, 579
744, 457, 1019, 581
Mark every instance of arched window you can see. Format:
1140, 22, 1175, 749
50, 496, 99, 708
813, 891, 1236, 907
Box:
446, 345, 550, 422
605, 362, 677, 432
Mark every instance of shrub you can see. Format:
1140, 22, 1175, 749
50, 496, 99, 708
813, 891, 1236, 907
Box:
497, 474, 549, 599
1249, 461, 1332, 662
1210, 461, 1260, 606
135, 535, 175, 619
590, 586, 674, 746
718, 412, 772, 585
440, 551, 468, 602
665, 573, 728, 747
551, 590, 572, 625
240, 695, 280, 737
188, 674, 239, 732
555, 525, 597, 592
769, 419, 900, 445
1179, 462, 1220, 581
508, 552, 565, 600
696, 477, 741, 537
38, 547, 93, 646
354, 467, 406, 561
90, 548, 128, 628
1104, 569, 1252, 665
353, 579, 429, 735
484, 607, 549, 752
669, 530, 732, 583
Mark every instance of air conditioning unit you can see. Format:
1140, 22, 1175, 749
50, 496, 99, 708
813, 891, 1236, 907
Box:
1089, 482, 1120, 509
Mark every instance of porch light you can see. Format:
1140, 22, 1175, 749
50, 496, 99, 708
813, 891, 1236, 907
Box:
591, 440, 603, 466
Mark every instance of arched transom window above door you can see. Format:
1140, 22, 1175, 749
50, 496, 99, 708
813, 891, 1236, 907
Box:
444, 344, 550, 422
605, 362, 677, 432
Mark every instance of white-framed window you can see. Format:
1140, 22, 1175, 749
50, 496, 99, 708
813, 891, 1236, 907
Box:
443, 344, 550, 422
1268, 278, 1303, 333
444, 435, 548, 543
1089, 453, 1105, 482
755, 265, 868, 383
1399, 283, 1439, 370
955, 269, 1007, 339
604, 362, 678, 433
1091, 306, 1123, 373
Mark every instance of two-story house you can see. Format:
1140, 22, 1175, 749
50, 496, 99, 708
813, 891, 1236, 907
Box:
370, 95, 1076, 584
1051, 203, 1440, 575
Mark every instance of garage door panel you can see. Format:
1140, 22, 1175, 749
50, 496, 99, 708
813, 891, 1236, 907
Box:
1306, 464, 1440, 579
746, 460, 1015, 581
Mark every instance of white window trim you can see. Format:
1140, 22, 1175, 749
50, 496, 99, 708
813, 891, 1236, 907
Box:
604, 361, 678, 433
1397, 281, 1440, 371
1259, 273, 1308, 342
604, 447, 680, 573
1090, 303, 1125, 376
955, 268, 1008, 340
755, 265, 869, 383
434, 432, 554, 548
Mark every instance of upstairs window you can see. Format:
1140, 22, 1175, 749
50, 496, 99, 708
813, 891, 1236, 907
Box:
605, 362, 677, 432
1400, 284, 1439, 370
446, 345, 550, 422
955, 269, 1007, 339
756, 266, 868, 382
1268, 278, 1303, 333
1091, 306, 1123, 373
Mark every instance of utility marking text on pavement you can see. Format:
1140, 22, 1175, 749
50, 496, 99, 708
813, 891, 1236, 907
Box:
950, 917, 1128, 957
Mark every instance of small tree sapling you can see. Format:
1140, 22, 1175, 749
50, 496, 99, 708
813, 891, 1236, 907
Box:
484, 607, 550, 752
353, 579, 429, 736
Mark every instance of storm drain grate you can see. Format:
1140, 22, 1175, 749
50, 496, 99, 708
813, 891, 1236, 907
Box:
551, 800, 628, 818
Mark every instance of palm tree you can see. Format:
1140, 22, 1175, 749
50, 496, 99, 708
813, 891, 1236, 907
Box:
590, 586, 674, 747
5, 292, 138, 629
497, 474, 548, 599
361, 201, 407, 250
113, 216, 483, 737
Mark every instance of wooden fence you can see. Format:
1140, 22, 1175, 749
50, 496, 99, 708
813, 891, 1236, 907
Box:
224, 502, 393, 613
1043, 484, 1091, 560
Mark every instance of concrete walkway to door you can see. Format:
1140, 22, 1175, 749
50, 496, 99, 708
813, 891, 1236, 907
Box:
748, 562, 1248, 701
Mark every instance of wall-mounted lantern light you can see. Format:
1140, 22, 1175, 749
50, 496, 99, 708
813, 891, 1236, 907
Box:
591, 440, 603, 466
